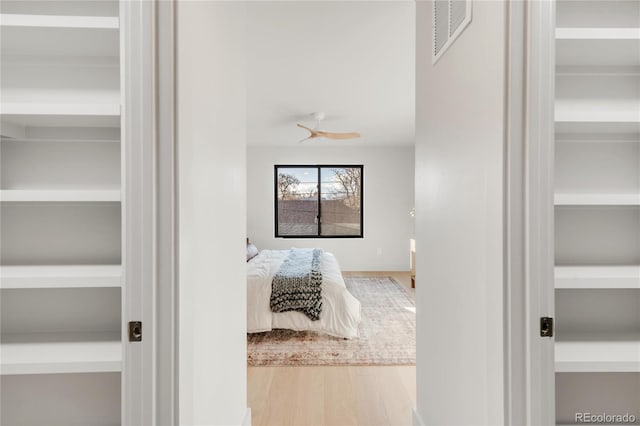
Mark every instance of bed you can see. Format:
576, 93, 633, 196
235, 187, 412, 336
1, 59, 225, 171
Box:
247, 248, 361, 339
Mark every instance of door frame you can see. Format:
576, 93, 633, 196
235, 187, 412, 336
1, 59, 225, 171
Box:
122, 0, 177, 424
505, 0, 556, 423
523, 0, 556, 423
142, 0, 557, 424
121, 0, 154, 423
155, 0, 179, 424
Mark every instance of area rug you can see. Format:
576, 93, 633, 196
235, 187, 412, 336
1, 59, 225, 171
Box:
247, 276, 416, 366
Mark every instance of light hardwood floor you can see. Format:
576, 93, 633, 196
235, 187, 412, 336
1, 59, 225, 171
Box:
248, 271, 416, 426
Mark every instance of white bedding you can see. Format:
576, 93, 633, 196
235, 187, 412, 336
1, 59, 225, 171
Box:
247, 249, 361, 338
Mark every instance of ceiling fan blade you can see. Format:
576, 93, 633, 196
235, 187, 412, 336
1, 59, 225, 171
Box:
297, 123, 318, 137
296, 123, 360, 141
317, 130, 361, 140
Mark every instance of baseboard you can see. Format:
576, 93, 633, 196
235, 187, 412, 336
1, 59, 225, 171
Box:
413, 407, 425, 426
242, 408, 252, 426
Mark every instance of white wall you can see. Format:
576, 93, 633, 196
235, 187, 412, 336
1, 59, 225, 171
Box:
177, 2, 249, 425
414, 1, 507, 425
248, 146, 414, 271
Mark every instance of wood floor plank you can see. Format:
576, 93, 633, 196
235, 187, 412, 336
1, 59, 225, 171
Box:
260, 367, 300, 426
373, 367, 415, 425
350, 366, 392, 426
293, 366, 325, 426
324, 366, 358, 426
247, 367, 275, 422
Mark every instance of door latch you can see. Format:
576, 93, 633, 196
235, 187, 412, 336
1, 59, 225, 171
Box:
540, 317, 553, 337
129, 321, 142, 342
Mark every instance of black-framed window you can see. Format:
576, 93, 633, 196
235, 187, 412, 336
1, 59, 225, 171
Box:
275, 165, 363, 238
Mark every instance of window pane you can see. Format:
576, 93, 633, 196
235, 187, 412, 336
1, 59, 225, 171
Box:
320, 167, 362, 236
276, 167, 318, 236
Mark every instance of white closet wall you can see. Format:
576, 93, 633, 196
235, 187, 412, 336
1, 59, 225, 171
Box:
554, 1, 640, 424
0, 0, 124, 424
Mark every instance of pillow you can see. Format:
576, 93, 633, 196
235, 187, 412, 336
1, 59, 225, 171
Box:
246, 243, 259, 262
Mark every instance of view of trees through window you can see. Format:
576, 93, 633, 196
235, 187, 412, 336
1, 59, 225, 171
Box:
275, 165, 363, 237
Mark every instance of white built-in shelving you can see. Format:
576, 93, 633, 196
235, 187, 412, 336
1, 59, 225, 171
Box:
2, 137, 120, 143
0, 332, 121, 375
0, 1, 124, 423
0, 8, 121, 133
554, 0, 640, 423
0, 13, 119, 58
0, 13, 118, 29
1, 265, 122, 289
556, 27, 640, 40
555, 266, 640, 289
556, 333, 640, 373
0, 189, 121, 202
554, 193, 640, 206
555, 109, 640, 124
0, 113, 121, 130
556, 27, 640, 68
1, 103, 121, 116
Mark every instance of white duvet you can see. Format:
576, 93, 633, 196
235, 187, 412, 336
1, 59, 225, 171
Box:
247, 249, 361, 338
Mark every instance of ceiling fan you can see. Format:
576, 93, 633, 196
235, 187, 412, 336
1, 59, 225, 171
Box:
297, 112, 360, 142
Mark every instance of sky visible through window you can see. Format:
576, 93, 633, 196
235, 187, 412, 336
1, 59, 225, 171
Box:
278, 167, 351, 200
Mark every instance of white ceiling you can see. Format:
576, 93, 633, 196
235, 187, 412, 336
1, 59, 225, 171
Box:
246, 1, 415, 147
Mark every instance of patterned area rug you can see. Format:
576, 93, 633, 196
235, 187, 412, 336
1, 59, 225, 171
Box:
247, 276, 416, 366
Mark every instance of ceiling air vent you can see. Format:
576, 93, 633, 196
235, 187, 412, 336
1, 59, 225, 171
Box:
432, 0, 472, 64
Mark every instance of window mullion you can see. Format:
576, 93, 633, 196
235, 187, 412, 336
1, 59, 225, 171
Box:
317, 166, 322, 237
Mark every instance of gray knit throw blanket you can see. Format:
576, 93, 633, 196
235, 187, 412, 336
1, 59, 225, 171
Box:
270, 248, 323, 321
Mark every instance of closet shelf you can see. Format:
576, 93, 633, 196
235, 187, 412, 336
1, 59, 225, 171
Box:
1, 103, 121, 129
1, 115, 120, 130
1, 103, 120, 117
1, 265, 122, 289
0, 137, 120, 144
554, 193, 640, 206
554, 133, 640, 144
0, 190, 121, 202
1, 21, 119, 58
555, 333, 640, 372
556, 27, 640, 40
556, 65, 640, 76
555, 107, 640, 134
555, 265, 640, 289
2, 54, 119, 68
0, 332, 121, 375
0, 13, 118, 29
556, 30, 640, 67
555, 108, 640, 124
